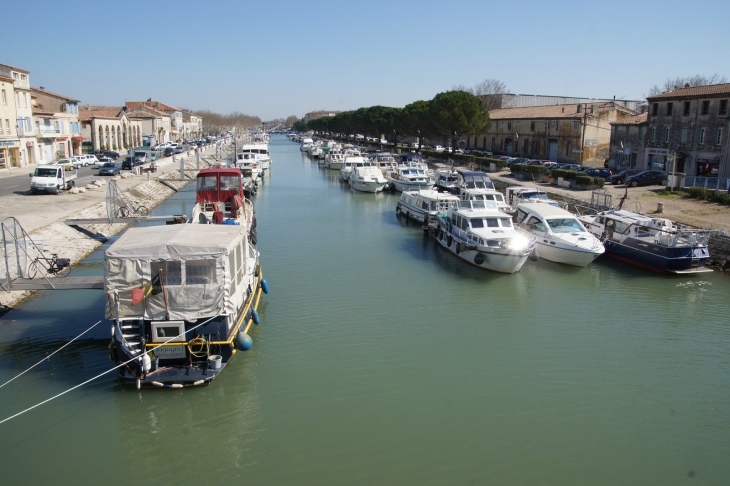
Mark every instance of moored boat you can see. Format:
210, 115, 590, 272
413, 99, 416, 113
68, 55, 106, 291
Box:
396, 189, 460, 225
105, 223, 266, 388
578, 209, 714, 274
515, 203, 604, 267
435, 199, 536, 273
350, 164, 388, 193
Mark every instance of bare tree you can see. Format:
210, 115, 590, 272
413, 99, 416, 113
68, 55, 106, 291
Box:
284, 115, 299, 127
647, 74, 728, 97
472, 78, 510, 111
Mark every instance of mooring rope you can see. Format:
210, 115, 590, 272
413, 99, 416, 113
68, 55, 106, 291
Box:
0, 320, 102, 389
0, 315, 218, 425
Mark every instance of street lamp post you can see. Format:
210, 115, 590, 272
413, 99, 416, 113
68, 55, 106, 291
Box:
417, 130, 421, 153
393, 129, 397, 150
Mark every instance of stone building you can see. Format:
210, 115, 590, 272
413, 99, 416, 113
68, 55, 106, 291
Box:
645, 84, 730, 177
30, 87, 82, 163
304, 110, 341, 123
607, 113, 649, 170
79, 106, 142, 153
468, 102, 638, 166
126, 101, 177, 142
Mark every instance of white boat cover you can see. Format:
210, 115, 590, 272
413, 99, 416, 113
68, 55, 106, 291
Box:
104, 224, 246, 320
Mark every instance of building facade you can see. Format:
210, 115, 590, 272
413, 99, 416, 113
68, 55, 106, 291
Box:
30, 87, 82, 163
304, 110, 341, 123
79, 106, 142, 153
469, 102, 638, 166
607, 113, 649, 170
645, 84, 730, 177
0, 63, 35, 167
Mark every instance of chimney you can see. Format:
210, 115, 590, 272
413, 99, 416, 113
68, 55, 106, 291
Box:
39, 86, 45, 90
577, 103, 582, 113
562, 107, 565, 113
590, 104, 595, 114
684, 83, 690, 88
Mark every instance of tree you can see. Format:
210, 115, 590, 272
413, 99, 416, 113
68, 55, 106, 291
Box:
284, 115, 299, 127
471, 78, 510, 111
398, 100, 431, 148
292, 121, 308, 132
647, 74, 728, 97
428, 90, 491, 151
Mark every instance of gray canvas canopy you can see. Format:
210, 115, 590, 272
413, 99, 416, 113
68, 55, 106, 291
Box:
105, 224, 247, 320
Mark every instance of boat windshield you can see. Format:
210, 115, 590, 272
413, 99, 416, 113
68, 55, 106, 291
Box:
471, 218, 512, 228
521, 191, 549, 200
547, 218, 585, 233
464, 175, 495, 190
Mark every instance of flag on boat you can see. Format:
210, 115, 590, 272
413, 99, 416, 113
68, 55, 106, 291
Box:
130, 272, 162, 305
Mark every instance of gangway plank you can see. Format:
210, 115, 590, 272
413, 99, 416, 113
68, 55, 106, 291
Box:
64, 215, 182, 225
8, 276, 105, 290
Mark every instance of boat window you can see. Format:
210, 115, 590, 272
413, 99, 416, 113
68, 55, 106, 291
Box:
547, 218, 585, 233
486, 218, 500, 228
483, 194, 495, 201
150, 261, 182, 286
525, 217, 547, 233
613, 221, 630, 234
499, 218, 512, 228
186, 259, 216, 284
228, 252, 236, 294
220, 175, 240, 190
235, 244, 243, 285
494, 194, 504, 202
487, 240, 500, 247
460, 217, 469, 231
515, 209, 528, 224
421, 201, 429, 210
197, 176, 217, 191
470, 218, 484, 228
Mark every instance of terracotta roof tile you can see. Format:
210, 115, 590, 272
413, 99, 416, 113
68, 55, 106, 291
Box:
126, 100, 180, 112
79, 105, 124, 121
489, 102, 638, 120
30, 87, 79, 103
647, 83, 730, 100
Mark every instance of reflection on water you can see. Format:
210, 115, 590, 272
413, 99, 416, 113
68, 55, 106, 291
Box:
0, 136, 729, 485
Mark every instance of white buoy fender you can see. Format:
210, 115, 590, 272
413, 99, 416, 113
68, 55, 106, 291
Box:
252, 310, 260, 325
142, 353, 151, 372
236, 332, 253, 351
261, 279, 269, 294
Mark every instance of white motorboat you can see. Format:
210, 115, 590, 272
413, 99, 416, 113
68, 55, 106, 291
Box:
375, 152, 397, 176
339, 150, 365, 182
300, 137, 313, 152
505, 186, 560, 212
237, 143, 271, 171
452, 171, 510, 212
326, 149, 345, 170
515, 203, 604, 267
234, 152, 263, 182
385, 164, 433, 192
435, 199, 536, 273
350, 164, 388, 193
396, 189, 460, 224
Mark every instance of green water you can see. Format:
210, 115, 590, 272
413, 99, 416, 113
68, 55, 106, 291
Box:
1, 136, 729, 485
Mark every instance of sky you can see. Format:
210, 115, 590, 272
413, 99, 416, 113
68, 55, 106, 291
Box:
5, 0, 729, 120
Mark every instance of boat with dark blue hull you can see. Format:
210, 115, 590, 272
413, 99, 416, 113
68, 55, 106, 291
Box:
578, 209, 714, 274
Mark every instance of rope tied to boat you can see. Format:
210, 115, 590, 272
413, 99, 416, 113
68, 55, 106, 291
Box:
0, 315, 218, 425
0, 320, 102, 389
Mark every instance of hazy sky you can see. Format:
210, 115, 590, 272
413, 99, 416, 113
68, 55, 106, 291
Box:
5, 0, 729, 120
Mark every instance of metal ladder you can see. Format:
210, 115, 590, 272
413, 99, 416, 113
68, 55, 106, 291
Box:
119, 318, 144, 357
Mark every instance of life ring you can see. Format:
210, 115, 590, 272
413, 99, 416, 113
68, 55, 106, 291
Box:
447, 235, 452, 247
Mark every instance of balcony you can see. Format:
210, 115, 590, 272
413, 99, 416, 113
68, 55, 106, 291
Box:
37, 127, 60, 137
13, 79, 30, 90
16, 126, 35, 137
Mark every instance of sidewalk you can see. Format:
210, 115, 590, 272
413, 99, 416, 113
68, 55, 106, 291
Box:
0, 147, 219, 235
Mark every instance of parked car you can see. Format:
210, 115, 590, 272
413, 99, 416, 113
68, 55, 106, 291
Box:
557, 164, 581, 171
30, 165, 77, 194
121, 156, 142, 170
174, 146, 185, 154
164, 147, 175, 157
607, 169, 642, 185
434, 145, 445, 152
95, 156, 113, 166
543, 162, 559, 170
51, 159, 75, 171
99, 162, 121, 176
505, 157, 521, 166
583, 168, 613, 179
624, 170, 669, 187
100, 150, 120, 160
71, 156, 87, 168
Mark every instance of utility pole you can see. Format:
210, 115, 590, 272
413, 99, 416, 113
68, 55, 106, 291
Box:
580, 104, 588, 166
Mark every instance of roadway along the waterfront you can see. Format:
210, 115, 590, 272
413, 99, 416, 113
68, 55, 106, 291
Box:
0, 165, 146, 198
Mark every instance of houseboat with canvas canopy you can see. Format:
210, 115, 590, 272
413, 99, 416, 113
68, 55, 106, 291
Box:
105, 224, 267, 388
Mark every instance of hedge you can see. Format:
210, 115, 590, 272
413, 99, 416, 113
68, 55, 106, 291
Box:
686, 187, 730, 205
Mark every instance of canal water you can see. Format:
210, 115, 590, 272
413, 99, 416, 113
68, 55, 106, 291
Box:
1, 136, 729, 485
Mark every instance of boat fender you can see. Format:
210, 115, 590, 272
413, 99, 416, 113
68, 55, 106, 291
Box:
474, 252, 485, 265
530, 248, 540, 262
249, 233, 257, 245
252, 215, 257, 229
142, 353, 151, 372
447, 236, 453, 247
236, 332, 253, 351
261, 279, 269, 294
459, 243, 467, 253
252, 309, 260, 325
